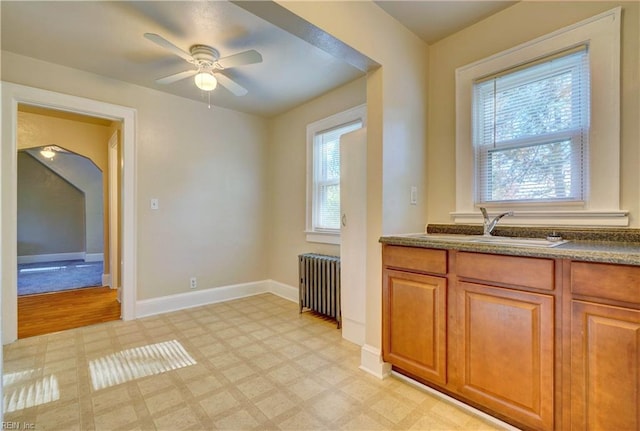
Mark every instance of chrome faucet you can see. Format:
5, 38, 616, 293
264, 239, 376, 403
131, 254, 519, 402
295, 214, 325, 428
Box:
480, 207, 514, 236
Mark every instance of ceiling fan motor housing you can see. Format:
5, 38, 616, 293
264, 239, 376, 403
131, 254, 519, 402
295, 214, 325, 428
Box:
190, 45, 220, 68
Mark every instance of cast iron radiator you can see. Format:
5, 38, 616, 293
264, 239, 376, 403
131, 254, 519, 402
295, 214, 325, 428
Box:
298, 253, 341, 328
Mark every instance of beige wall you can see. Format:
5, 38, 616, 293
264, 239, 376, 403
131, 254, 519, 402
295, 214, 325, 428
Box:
275, 1, 430, 352
267, 77, 366, 288
2, 51, 270, 300
279, 1, 430, 235
17, 152, 86, 255
427, 1, 640, 226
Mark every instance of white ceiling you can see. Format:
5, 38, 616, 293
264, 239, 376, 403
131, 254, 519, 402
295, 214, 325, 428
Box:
1, 1, 366, 117
1, 1, 517, 117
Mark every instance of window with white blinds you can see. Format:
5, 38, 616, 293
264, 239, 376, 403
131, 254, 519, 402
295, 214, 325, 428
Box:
473, 46, 590, 204
313, 121, 362, 231
455, 8, 623, 225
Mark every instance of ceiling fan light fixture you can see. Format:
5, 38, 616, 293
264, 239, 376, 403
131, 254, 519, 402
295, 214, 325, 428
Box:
194, 72, 217, 91
40, 146, 56, 159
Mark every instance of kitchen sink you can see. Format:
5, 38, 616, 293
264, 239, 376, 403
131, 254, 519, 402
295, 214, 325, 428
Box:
470, 236, 568, 248
405, 233, 568, 248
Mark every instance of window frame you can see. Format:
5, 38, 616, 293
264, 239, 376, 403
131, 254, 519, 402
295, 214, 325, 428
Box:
473, 48, 589, 205
306, 104, 366, 244
454, 7, 626, 226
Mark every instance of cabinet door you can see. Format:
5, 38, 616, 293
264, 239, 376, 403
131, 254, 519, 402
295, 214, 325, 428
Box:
571, 301, 640, 431
383, 270, 447, 385
453, 281, 555, 430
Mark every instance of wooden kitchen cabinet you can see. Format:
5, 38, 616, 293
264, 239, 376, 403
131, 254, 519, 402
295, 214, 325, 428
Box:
383, 244, 447, 274
382, 246, 557, 430
382, 245, 448, 385
570, 301, 640, 431
570, 262, 640, 431
456, 251, 555, 291
452, 252, 556, 430
382, 241, 640, 431
383, 269, 447, 385
453, 281, 555, 430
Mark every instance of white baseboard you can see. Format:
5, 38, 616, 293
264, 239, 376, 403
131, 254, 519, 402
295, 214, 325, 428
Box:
136, 280, 299, 318
136, 280, 269, 318
102, 273, 111, 287
360, 344, 391, 379
17, 252, 85, 264
342, 318, 365, 346
267, 280, 299, 303
85, 253, 104, 262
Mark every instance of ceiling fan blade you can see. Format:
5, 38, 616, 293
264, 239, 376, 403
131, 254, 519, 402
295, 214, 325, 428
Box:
215, 73, 248, 97
217, 50, 262, 69
144, 33, 193, 63
156, 69, 198, 85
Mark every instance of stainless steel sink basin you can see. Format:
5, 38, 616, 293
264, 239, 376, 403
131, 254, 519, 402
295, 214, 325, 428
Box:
405, 233, 568, 248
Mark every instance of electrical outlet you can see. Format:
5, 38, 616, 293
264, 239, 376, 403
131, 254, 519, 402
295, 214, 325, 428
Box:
190, 277, 197, 289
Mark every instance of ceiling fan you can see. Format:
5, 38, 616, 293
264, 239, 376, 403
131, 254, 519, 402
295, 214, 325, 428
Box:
144, 33, 262, 96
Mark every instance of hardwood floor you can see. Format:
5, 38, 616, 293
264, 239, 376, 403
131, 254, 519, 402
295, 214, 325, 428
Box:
18, 287, 121, 339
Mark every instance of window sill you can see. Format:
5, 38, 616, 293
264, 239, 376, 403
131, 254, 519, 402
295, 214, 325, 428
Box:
305, 231, 341, 245
450, 210, 629, 227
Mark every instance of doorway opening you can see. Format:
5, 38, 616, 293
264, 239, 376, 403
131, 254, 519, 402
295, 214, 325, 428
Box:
16, 105, 122, 338
2, 83, 136, 345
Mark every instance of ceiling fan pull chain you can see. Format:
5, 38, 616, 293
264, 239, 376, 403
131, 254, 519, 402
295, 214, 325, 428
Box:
208, 91, 211, 109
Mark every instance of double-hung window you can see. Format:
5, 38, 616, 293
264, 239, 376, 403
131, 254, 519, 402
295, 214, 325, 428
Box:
313, 122, 362, 230
306, 105, 366, 244
474, 47, 589, 205
454, 8, 624, 226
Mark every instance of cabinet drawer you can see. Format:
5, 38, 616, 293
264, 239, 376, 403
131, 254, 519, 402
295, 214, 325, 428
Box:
383, 245, 447, 275
571, 261, 640, 305
457, 252, 555, 291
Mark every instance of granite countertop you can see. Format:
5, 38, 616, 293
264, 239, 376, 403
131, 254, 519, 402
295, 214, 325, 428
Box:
380, 225, 640, 266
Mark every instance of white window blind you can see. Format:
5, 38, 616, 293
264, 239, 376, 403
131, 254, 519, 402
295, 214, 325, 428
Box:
473, 46, 590, 204
313, 121, 362, 232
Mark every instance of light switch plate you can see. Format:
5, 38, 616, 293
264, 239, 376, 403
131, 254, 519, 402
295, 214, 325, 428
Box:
410, 186, 418, 205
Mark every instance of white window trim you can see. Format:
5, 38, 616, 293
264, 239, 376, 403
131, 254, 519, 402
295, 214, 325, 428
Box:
454, 7, 627, 226
306, 104, 366, 244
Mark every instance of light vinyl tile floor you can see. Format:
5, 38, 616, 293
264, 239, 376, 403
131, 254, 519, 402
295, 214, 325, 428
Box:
3, 293, 509, 431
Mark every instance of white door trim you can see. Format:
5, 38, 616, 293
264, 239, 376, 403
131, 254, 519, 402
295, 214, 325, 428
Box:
1, 82, 137, 344
108, 131, 119, 293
